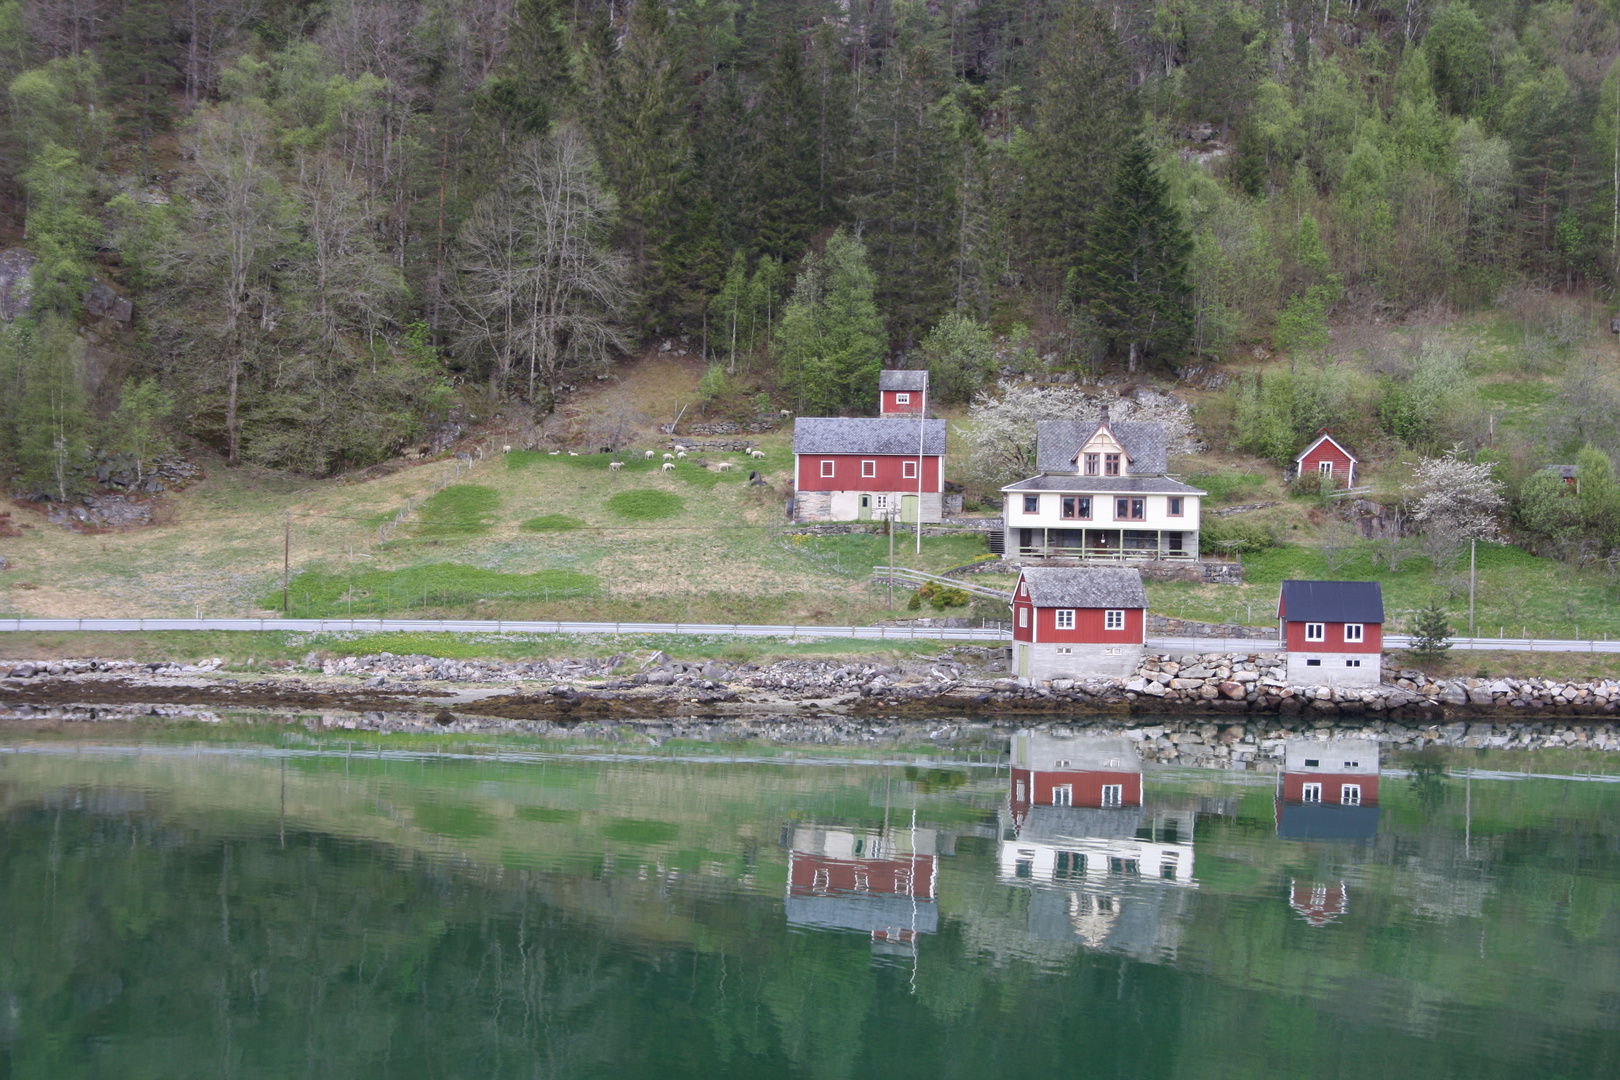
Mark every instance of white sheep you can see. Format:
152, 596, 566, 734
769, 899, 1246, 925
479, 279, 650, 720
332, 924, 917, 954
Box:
663, 452, 674, 461
749, 449, 766, 459
674, 444, 687, 452
502, 445, 511, 454
717, 462, 733, 472
568, 450, 578, 457
662, 461, 676, 472
779, 409, 791, 417
548, 450, 560, 455
609, 461, 623, 471
643, 449, 654, 459
677, 451, 687, 459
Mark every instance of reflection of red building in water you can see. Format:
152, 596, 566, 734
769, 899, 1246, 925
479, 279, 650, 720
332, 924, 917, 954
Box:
1290, 879, 1348, 926
1010, 732, 1142, 828
784, 826, 938, 954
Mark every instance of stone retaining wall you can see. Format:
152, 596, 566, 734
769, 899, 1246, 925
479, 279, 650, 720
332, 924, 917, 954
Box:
1146, 614, 1275, 639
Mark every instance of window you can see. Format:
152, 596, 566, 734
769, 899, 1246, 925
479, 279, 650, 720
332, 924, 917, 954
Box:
1342, 761, 1359, 769
1341, 784, 1361, 806
1104, 609, 1125, 631
1345, 659, 1361, 667
1018, 607, 1028, 628
1015, 858, 1033, 879
1344, 623, 1364, 642
1055, 851, 1085, 880
1109, 857, 1140, 876
1056, 646, 1072, 654
1162, 862, 1180, 880
1168, 497, 1183, 516
812, 868, 830, 892
895, 392, 910, 404
1053, 759, 1070, 768
1062, 496, 1091, 519
1015, 779, 1025, 801
1318, 460, 1333, 477
1052, 784, 1072, 807
1105, 453, 1121, 476
1055, 609, 1076, 630
861, 459, 876, 478
874, 493, 889, 510
1114, 497, 1145, 520
852, 870, 869, 892
1104, 647, 1122, 655
1084, 453, 1100, 476
820, 459, 835, 478
1302, 782, 1323, 803
1306, 658, 1322, 667
1018, 583, 1027, 596
1304, 759, 1320, 768
1023, 495, 1039, 514
1101, 784, 1123, 807
1305, 622, 1325, 642
902, 460, 918, 479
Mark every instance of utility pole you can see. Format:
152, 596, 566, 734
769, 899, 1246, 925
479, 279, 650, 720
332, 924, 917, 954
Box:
888, 507, 895, 607
916, 379, 927, 555
1469, 538, 1477, 637
283, 510, 291, 614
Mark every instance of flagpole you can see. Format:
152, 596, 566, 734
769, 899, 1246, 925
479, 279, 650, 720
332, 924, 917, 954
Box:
916, 378, 927, 555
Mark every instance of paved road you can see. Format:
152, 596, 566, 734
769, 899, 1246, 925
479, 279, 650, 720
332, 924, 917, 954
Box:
3, 618, 1618, 655
0, 616, 1009, 642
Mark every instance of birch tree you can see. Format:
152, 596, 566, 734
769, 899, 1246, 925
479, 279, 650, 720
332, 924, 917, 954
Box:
453, 126, 630, 405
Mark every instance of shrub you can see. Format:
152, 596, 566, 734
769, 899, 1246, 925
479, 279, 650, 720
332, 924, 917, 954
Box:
607, 490, 685, 520
1410, 600, 1453, 658
1199, 516, 1277, 555
915, 581, 971, 610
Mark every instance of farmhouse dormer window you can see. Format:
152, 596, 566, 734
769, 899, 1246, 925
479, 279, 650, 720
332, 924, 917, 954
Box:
861, 459, 876, 477
1084, 453, 1099, 476
821, 460, 835, 478
1105, 453, 1121, 476
1305, 623, 1325, 642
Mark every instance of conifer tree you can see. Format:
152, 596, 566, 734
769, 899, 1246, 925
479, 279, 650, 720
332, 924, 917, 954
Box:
752, 39, 823, 263
477, 0, 575, 148
773, 228, 885, 414
1072, 138, 1193, 371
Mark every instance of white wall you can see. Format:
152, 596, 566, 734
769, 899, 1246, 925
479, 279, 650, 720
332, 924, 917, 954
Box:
1286, 653, 1382, 688
1005, 491, 1200, 531
1014, 641, 1143, 680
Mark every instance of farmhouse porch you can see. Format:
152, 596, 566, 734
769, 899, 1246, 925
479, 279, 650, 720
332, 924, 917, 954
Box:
1013, 527, 1197, 561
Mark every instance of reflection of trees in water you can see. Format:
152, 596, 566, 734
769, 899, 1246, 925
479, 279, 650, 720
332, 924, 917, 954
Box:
1408, 744, 1449, 816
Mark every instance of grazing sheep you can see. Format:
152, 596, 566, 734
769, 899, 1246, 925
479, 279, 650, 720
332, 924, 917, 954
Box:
548, 450, 561, 455
717, 462, 733, 472
677, 451, 687, 459
643, 449, 655, 459
662, 461, 676, 472
779, 409, 791, 417
568, 450, 579, 456
673, 444, 687, 452
502, 445, 511, 454
749, 449, 765, 459
663, 452, 674, 461
609, 461, 623, 471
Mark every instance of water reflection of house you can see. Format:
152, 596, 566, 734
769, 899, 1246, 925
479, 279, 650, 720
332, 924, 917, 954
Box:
1289, 879, 1348, 926
783, 826, 939, 957
1275, 738, 1381, 842
997, 735, 1196, 961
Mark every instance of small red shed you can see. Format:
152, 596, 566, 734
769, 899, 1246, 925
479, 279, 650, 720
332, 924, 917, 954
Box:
1289, 880, 1348, 926
1295, 430, 1358, 487
1277, 579, 1383, 686
878, 369, 927, 416
1009, 733, 1142, 821
1011, 566, 1146, 679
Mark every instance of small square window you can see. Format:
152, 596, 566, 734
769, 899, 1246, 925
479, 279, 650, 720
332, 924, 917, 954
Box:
820, 460, 835, 478
1056, 646, 1071, 654
1345, 659, 1361, 667
1055, 609, 1075, 630
1104, 609, 1125, 631
874, 493, 888, 510
861, 459, 876, 478
1344, 623, 1364, 642
1084, 453, 1100, 476
1318, 460, 1333, 476
895, 392, 910, 404
1168, 497, 1183, 516
1105, 453, 1121, 476
1023, 495, 1039, 514
1305, 622, 1325, 642
903, 460, 918, 479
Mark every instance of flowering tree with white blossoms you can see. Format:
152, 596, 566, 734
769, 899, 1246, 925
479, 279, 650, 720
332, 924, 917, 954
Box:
1403, 446, 1506, 569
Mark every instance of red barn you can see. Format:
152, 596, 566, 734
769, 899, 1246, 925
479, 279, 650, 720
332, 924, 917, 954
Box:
1294, 430, 1358, 487
792, 417, 946, 523
878, 369, 928, 416
1275, 737, 1381, 843
1277, 579, 1383, 686
1009, 733, 1142, 827
1011, 566, 1146, 679
784, 826, 939, 955
1289, 880, 1348, 926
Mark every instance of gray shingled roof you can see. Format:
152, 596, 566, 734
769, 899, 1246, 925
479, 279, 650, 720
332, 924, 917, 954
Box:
1278, 580, 1384, 623
793, 417, 947, 456
879, 369, 929, 392
1541, 464, 1577, 480
1018, 566, 1147, 609
1036, 420, 1169, 475
1001, 474, 1205, 495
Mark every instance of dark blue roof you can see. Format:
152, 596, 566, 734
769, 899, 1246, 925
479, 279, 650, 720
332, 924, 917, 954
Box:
1276, 803, 1381, 842
1279, 580, 1384, 624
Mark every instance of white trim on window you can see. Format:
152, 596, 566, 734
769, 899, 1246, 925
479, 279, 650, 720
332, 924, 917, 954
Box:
861, 459, 876, 478
873, 493, 889, 510
1343, 623, 1364, 642
1101, 784, 1123, 807
1305, 622, 1325, 642
1104, 609, 1125, 631
902, 460, 918, 479
1018, 607, 1028, 628
1341, 784, 1361, 806
1052, 784, 1073, 807
820, 459, 835, 478
1302, 782, 1323, 803
1055, 609, 1075, 630
895, 392, 911, 404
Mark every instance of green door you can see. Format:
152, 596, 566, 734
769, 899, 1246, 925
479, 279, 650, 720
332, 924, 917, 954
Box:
900, 494, 919, 524
857, 494, 872, 520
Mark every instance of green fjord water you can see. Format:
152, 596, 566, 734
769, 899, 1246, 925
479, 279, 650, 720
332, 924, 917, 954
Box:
2, 725, 1619, 1079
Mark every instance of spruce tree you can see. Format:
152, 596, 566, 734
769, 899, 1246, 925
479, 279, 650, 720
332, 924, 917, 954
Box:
1410, 600, 1454, 660
752, 39, 823, 263
773, 228, 885, 414
1073, 138, 1193, 371
477, 0, 575, 146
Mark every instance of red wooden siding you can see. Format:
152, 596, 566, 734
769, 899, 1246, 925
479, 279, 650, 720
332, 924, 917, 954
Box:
1299, 438, 1355, 482
1011, 768, 1143, 808
795, 453, 942, 492
1281, 773, 1379, 804
880, 390, 924, 415
1035, 605, 1144, 644
788, 853, 937, 900
1283, 620, 1382, 653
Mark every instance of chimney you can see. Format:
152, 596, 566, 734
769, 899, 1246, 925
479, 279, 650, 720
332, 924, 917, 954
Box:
1100, 404, 1110, 425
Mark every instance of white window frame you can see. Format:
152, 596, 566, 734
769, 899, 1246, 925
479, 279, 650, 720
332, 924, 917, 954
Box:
1343, 623, 1364, 642
1305, 622, 1325, 642
873, 493, 889, 510
1055, 609, 1075, 630
1015, 779, 1026, 801
1018, 607, 1028, 628
861, 459, 876, 478
820, 459, 835, 478
812, 868, 830, 892
1318, 460, 1333, 476
1302, 782, 1323, 803
895, 392, 911, 404
1104, 609, 1125, 631
902, 460, 919, 479
1341, 784, 1362, 806
1101, 784, 1123, 807
1052, 784, 1073, 807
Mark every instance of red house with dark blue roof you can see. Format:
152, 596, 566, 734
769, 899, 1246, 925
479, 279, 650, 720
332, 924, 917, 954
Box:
1278, 580, 1384, 687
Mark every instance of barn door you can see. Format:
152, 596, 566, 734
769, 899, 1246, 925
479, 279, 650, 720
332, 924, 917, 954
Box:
900, 494, 919, 523
857, 494, 872, 520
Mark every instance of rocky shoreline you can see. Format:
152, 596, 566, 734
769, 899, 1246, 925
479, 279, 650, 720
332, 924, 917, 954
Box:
2, 649, 1620, 752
